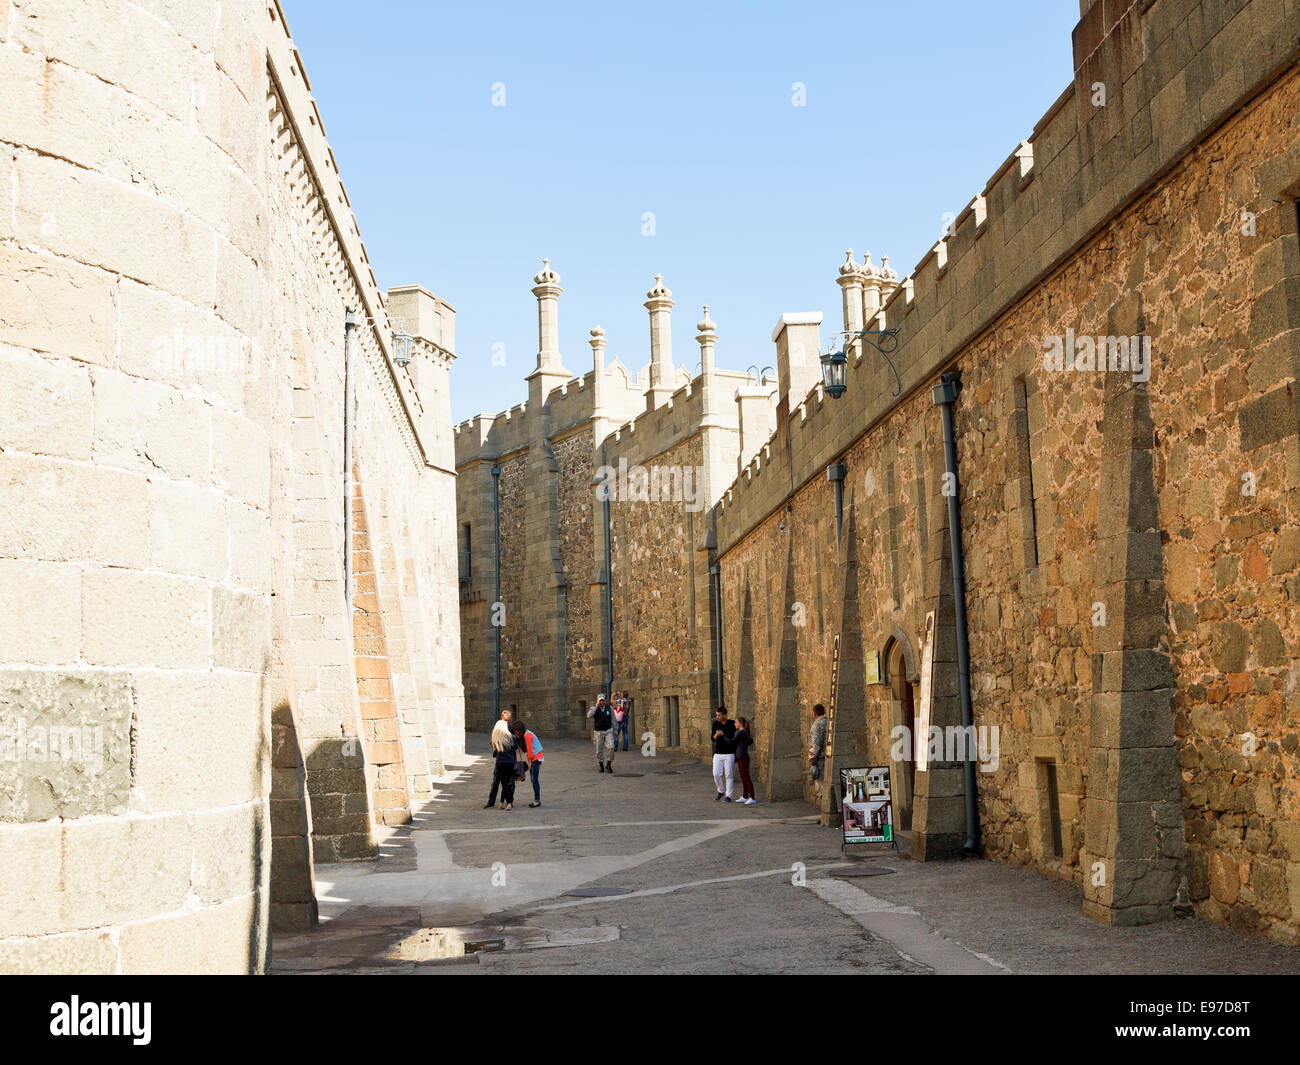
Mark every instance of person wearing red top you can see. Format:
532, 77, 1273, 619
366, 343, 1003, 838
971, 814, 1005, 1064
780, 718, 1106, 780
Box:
513, 721, 545, 807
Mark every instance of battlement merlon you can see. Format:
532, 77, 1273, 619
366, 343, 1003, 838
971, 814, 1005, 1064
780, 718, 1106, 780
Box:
772, 312, 823, 416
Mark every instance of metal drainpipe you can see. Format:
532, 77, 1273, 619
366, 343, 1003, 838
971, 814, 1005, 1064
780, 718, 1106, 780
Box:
491, 463, 502, 728
343, 310, 360, 605
602, 444, 614, 702
931, 370, 981, 857
709, 562, 724, 709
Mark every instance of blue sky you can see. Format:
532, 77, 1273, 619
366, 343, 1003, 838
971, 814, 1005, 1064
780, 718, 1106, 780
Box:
281, 1, 1080, 422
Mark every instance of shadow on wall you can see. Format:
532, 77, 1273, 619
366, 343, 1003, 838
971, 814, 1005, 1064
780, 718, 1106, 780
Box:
248, 665, 272, 973
269, 698, 318, 936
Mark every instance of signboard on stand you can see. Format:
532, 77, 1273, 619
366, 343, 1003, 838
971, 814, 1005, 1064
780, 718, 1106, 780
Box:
838, 765, 894, 846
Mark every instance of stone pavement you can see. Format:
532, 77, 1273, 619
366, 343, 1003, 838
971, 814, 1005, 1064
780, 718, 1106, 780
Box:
271, 737, 1300, 975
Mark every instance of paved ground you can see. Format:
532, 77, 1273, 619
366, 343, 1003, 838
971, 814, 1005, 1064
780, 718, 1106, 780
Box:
272, 737, 1300, 975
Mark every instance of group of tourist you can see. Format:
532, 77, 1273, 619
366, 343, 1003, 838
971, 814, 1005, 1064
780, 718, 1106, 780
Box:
586, 691, 629, 772
708, 705, 757, 804
484, 709, 544, 811
483, 697, 793, 810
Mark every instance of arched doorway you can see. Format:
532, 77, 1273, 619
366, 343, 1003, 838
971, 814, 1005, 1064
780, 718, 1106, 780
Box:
884, 635, 918, 832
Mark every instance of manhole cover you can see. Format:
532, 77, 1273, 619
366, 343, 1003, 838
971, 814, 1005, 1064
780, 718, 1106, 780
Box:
563, 887, 633, 897
831, 866, 896, 877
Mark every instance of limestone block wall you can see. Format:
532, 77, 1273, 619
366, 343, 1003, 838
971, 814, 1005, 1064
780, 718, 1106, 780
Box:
0, 0, 273, 973
0, 0, 464, 971
262, 0, 465, 865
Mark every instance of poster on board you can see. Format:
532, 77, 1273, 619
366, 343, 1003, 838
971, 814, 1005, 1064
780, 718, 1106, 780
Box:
838, 765, 893, 845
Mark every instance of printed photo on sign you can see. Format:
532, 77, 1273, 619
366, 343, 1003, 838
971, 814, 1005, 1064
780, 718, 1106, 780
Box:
839, 765, 893, 845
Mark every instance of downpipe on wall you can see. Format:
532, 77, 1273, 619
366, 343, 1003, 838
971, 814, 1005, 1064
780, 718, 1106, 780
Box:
492, 463, 502, 728
932, 371, 982, 857
710, 561, 724, 709
602, 444, 615, 702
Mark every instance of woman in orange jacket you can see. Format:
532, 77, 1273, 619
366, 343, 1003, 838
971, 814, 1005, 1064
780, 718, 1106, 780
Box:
513, 721, 545, 808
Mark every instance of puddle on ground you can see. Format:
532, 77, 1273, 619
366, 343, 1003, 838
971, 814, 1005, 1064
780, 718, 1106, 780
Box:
383, 924, 619, 961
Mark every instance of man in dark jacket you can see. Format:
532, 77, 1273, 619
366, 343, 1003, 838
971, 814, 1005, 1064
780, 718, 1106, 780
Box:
711, 705, 737, 802
587, 694, 615, 773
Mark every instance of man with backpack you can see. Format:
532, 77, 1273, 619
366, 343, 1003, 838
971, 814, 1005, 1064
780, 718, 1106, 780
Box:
587, 694, 616, 773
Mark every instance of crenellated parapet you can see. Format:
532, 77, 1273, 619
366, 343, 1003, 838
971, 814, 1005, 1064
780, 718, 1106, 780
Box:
715, 0, 1297, 558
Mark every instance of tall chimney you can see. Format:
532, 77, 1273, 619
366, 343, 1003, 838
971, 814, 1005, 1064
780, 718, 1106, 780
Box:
696, 305, 728, 509
527, 258, 571, 398
645, 273, 674, 409
590, 325, 611, 446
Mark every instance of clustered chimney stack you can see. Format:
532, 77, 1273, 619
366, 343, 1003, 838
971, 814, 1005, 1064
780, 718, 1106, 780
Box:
860, 251, 883, 328
645, 273, 675, 409
836, 249, 866, 351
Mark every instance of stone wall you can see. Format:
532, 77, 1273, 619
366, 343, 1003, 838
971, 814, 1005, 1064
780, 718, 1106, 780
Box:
0, 0, 464, 972
455, 273, 745, 738
714, 0, 1300, 938
608, 432, 713, 754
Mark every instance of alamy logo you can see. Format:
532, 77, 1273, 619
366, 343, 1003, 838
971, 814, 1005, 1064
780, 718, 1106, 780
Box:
151, 329, 263, 380
890, 723, 1000, 772
1, 721, 103, 774
50, 997, 151, 1045
595, 458, 705, 512
1042, 329, 1150, 382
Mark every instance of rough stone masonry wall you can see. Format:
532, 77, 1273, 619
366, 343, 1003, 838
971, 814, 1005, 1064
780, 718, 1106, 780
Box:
0, 0, 274, 973
495, 449, 528, 704
720, 392, 937, 808
554, 427, 597, 729
609, 432, 709, 753
717, 55, 1300, 939
1147, 70, 1300, 941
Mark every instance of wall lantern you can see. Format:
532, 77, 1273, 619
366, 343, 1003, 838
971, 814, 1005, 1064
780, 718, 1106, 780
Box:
820, 328, 903, 399
820, 348, 848, 398
392, 329, 414, 367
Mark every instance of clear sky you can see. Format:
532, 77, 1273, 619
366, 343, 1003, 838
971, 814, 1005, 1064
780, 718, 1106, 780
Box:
280, 1, 1080, 422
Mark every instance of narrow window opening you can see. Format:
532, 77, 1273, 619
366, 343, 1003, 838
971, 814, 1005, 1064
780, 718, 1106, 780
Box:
1042, 760, 1063, 859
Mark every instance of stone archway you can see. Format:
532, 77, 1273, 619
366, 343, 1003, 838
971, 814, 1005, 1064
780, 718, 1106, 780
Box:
882, 630, 919, 832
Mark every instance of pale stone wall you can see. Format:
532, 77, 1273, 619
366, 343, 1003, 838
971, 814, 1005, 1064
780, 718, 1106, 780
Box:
0, 0, 273, 974
0, 0, 464, 971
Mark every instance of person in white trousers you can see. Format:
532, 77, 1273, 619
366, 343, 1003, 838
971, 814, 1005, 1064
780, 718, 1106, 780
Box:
711, 706, 737, 802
